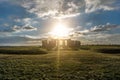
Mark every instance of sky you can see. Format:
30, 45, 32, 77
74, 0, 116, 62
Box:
0, 0, 120, 46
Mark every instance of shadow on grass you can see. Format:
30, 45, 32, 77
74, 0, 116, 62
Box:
94, 48, 120, 54
0, 48, 47, 55
80, 45, 120, 54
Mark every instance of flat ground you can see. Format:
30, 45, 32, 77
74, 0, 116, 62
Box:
0, 46, 120, 80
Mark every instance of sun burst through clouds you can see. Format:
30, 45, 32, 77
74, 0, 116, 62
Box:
50, 22, 72, 38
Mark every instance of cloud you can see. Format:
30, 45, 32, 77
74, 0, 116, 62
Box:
13, 25, 37, 32
0, 16, 39, 34
72, 23, 120, 36
22, 18, 31, 23
23, 26, 35, 30
18, 0, 119, 19
20, 0, 82, 19
90, 23, 119, 32
14, 18, 32, 24
12, 17, 38, 32
78, 34, 120, 45
3, 23, 9, 27
85, 0, 119, 13
86, 22, 92, 26
20, 0, 62, 18
0, 35, 42, 46
14, 19, 21, 22
70, 23, 120, 45
1, 0, 119, 19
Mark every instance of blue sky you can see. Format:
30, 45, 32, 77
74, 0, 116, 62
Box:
0, 0, 120, 45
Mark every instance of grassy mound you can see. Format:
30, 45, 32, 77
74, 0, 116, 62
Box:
0, 47, 47, 55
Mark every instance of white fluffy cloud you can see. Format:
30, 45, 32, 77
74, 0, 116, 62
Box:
85, 0, 118, 13
13, 25, 37, 32
18, 0, 119, 19
1, 0, 119, 19
19, 0, 82, 18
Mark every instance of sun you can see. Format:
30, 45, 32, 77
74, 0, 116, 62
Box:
50, 22, 71, 38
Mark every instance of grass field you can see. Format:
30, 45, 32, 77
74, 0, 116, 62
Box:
0, 46, 120, 80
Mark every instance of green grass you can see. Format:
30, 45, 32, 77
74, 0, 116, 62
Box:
0, 46, 120, 80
